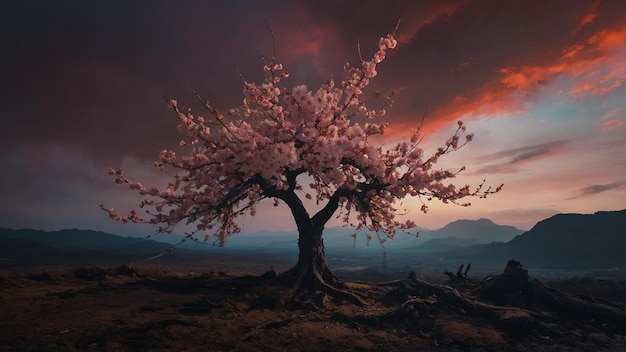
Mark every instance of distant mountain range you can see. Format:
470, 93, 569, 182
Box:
1, 209, 624, 273
225, 217, 523, 252
0, 228, 172, 267
393, 218, 523, 252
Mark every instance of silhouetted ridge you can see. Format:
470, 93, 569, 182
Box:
502, 210, 626, 267
424, 218, 523, 244
0, 228, 172, 267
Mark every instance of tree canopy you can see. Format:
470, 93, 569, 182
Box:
103, 30, 501, 249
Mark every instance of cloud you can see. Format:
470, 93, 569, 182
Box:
2, 1, 625, 234
362, 0, 626, 138
499, 26, 626, 99
393, 1, 468, 44
569, 181, 626, 199
473, 164, 520, 175
4, 0, 624, 160
600, 108, 626, 132
602, 119, 626, 131
474, 140, 570, 174
600, 138, 626, 148
574, 0, 601, 33
0, 145, 107, 229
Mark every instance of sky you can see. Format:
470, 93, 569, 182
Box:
1, 0, 625, 238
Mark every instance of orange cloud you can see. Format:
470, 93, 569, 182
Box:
286, 26, 334, 58
381, 7, 626, 143
574, 0, 600, 33
382, 89, 524, 146
382, 83, 526, 142
588, 28, 626, 51
499, 65, 562, 91
499, 26, 626, 99
426, 85, 525, 130
572, 78, 624, 97
280, 24, 336, 62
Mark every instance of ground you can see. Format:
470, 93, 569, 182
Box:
1, 263, 625, 351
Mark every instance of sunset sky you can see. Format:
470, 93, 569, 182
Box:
1, 0, 625, 238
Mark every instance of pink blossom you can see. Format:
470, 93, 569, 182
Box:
104, 30, 500, 247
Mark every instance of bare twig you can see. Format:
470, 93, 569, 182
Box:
185, 81, 242, 142
393, 19, 401, 36
264, 19, 277, 62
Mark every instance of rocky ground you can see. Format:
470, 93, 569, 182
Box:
1, 261, 625, 351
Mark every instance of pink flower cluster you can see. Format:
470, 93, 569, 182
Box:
104, 33, 501, 246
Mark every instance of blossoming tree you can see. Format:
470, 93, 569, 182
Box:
104, 30, 501, 300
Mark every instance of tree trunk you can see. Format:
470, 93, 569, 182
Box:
279, 224, 366, 307
263, 186, 364, 306
281, 224, 340, 289
271, 188, 338, 287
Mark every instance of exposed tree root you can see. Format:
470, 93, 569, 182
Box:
472, 260, 626, 333
278, 263, 366, 308
229, 258, 626, 349
444, 262, 471, 284
331, 260, 626, 347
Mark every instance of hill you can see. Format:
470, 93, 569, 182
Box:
2, 210, 623, 275
0, 218, 526, 273
226, 218, 524, 252
466, 210, 626, 269
0, 228, 172, 268
421, 218, 523, 243
413, 236, 480, 252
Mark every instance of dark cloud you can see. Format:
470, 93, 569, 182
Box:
2, 1, 624, 159
0, 1, 287, 161
474, 140, 570, 174
601, 139, 626, 148
569, 181, 626, 199
473, 164, 520, 175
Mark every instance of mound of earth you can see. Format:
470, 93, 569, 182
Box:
1, 261, 625, 351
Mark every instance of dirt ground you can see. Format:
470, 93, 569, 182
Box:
1, 265, 625, 351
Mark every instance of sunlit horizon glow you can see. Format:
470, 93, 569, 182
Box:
0, 1, 624, 238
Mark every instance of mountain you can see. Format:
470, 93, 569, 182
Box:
469, 210, 626, 269
0, 228, 162, 250
0, 217, 523, 269
0, 228, 179, 254
143, 218, 523, 253
421, 218, 523, 244
0, 228, 173, 267
413, 236, 479, 252
7, 210, 622, 274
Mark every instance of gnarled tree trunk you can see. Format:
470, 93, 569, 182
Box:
282, 225, 335, 287
269, 187, 364, 306
280, 224, 365, 307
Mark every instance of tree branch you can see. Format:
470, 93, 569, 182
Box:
311, 188, 350, 228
